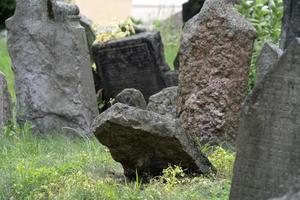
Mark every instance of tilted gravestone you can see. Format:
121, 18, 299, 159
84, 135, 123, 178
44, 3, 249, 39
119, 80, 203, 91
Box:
0, 73, 12, 127
177, 0, 256, 144
92, 103, 215, 179
280, 0, 300, 49
182, 0, 205, 24
6, 0, 98, 134
92, 32, 172, 101
230, 39, 300, 200
256, 43, 283, 83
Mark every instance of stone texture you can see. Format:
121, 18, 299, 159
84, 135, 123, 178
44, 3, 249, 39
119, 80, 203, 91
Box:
270, 191, 300, 200
80, 15, 96, 59
92, 103, 215, 179
92, 32, 172, 101
163, 71, 179, 87
230, 39, 300, 200
280, 0, 300, 49
256, 42, 283, 83
182, 0, 205, 24
0, 73, 12, 127
6, 0, 99, 134
115, 88, 147, 109
147, 86, 177, 118
177, 0, 256, 144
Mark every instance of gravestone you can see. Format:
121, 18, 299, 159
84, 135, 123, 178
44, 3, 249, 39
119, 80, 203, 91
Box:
115, 88, 147, 109
92, 103, 215, 179
147, 86, 177, 118
182, 0, 205, 24
0, 73, 12, 127
280, 0, 300, 49
256, 43, 283, 83
92, 32, 170, 101
177, 0, 256, 144
230, 38, 300, 200
6, 0, 99, 134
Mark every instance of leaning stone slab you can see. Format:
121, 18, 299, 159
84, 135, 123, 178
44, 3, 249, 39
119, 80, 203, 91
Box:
280, 0, 300, 49
177, 0, 256, 144
147, 86, 177, 118
256, 43, 283, 83
115, 88, 147, 109
230, 39, 300, 200
92, 103, 215, 179
92, 32, 171, 101
6, 0, 99, 134
0, 73, 12, 127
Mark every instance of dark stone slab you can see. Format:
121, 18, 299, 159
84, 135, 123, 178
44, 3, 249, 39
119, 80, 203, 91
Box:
280, 0, 300, 49
230, 38, 300, 200
92, 103, 215, 179
182, 0, 205, 24
115, 88, 146, 109
256, 43, 283, 83
92, 32, 170, 101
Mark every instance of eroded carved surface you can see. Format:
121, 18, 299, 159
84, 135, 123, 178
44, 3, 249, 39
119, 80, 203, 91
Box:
230, 39, 300, 200
6, 0, 98, 134
177, 0, 256, 143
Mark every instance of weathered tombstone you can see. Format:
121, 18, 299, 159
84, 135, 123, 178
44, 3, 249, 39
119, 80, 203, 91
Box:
177, 0, 256, 144
280, 0, 300, 49
256, 43, 283, 83
92, 103, 215, 179
230, 38, 300, 200
147, 86, 177, 118
182, 0, 205, 24
92, 32, 171, 101
115, 88, 147, 109
0, 73, 12, 127
6, 0, 99, 134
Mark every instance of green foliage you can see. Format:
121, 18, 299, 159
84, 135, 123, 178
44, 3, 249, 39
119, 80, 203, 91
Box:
0, 124, 234, 200
0, 0, 15, 28
236, 0, 283, 90
0, 38, 15, 100
152, 18, 182, 70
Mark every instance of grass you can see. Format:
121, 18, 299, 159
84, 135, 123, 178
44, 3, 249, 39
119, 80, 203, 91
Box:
0, 123, 234, 200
